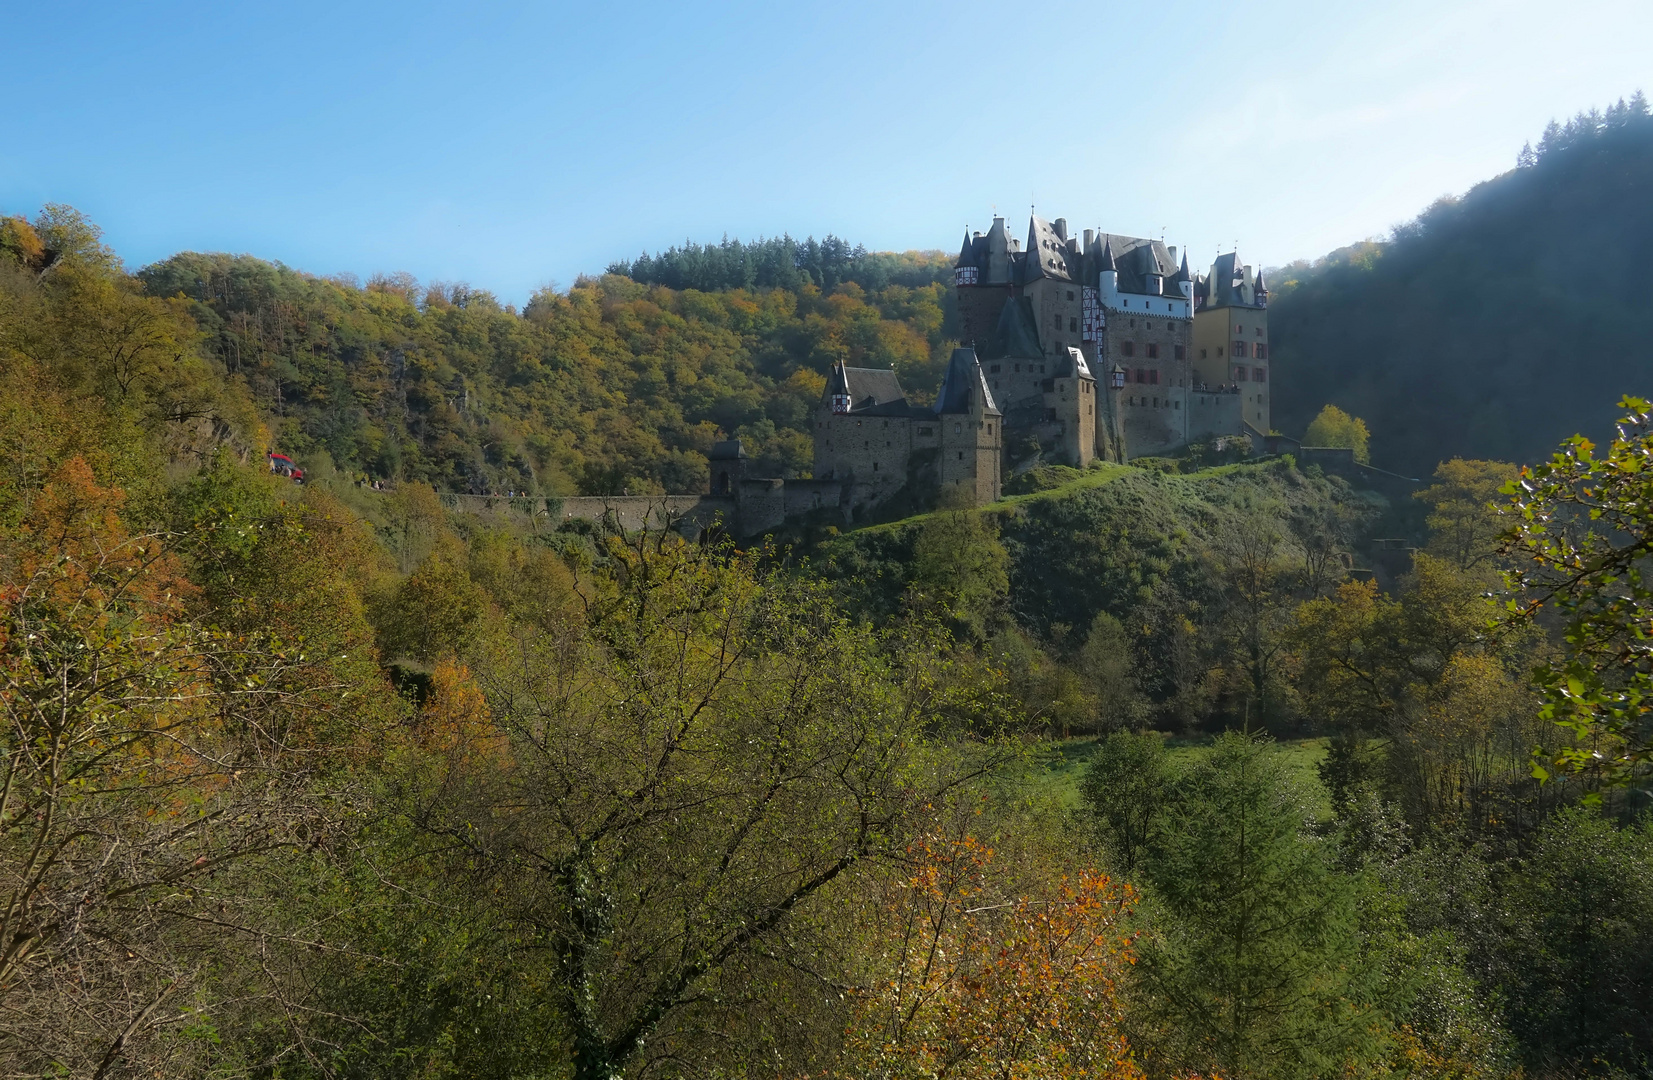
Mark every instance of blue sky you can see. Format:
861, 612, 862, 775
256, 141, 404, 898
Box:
5, 0, 1650, 303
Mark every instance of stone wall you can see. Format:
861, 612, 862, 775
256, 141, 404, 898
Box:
556, 495, 738, 533
1186, 387, 1244, 444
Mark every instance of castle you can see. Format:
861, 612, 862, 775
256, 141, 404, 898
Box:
564, 212, 1275, 537
804, 214, 1272, 518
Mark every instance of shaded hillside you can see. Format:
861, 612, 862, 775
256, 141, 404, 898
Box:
1270, 97, 1653, 473
138, 247, 956, 496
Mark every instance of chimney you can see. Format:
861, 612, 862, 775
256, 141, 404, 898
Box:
1053, 218, 1068, 241
1083, 228, 1095, 251
1168, 245, 1177, 263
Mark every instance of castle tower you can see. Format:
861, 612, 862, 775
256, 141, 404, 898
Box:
935, 346, 1002, 506
1191, 252, 1270, 436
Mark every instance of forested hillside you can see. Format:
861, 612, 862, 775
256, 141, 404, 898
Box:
1270, 96, 1653, 473
134, 239, 955, 497
6, 204, 1653, 1079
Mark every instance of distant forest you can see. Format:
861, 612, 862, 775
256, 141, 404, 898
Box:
131, 245, 956, 496
1269, 94, 1653, 474
607, 233, 953, 293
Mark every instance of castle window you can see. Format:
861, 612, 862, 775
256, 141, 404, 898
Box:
1217, 346, 1224, 357
958, 452, 963, 460
1045, 408, 1058, 421
990, 364, 1001, 373
1174, 345, 1185, 360
1069, 317, 1077, 332
1233, 340, 1248, 358
1255, 343, 1268, 360
1255, 327, 1263, 335
1175, 400, 1180, 409
955, 423, 962, 433
1201, 348, 1208, 360
1040, 364, 1047, 373
1254, 368, 1267, 382
1015, 363, 1021, 372
918, 426, 932, 435
1122, 342, 1135, 357
1153, 397, 1159, 407
873, 462, 879, 471
1067, 290, 1075, 300
1149, 370, 1160, 385
1147, 343, 1160, 360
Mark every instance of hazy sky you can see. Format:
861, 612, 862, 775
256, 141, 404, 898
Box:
5, 0, 1650, 303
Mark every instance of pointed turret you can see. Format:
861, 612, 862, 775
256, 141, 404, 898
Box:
1096, 236, 1118, 297
1096, 236, 1116, 273
1171, 251, 1192, 299
935, 346, 999, 416
1253, 267, 1268, 306
1023, 217, 1047, 281
955, 230, 976, 268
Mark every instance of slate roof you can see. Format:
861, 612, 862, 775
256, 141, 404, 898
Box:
828, 364, 906, 410
1021, 215, 1077, 283
1201, 252, 1264, 309
935, 347, 1000, 416
1053, 346, 1092, 380
979, 296, 1043, 360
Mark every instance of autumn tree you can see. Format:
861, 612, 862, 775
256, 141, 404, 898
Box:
1302, 404, 1371, 463
1415, 458, 1518, 574
0, 459, 352, 1077
408, 529, 1010, 1080
841, 835, 1142, 1080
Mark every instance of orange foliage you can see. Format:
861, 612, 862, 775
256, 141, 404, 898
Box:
414, 658, 507, 769
843, 835, 1144, 1080
12, 456, 194, 613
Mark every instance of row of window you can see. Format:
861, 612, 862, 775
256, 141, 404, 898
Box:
1233, 366, 1268, 383
1201, 342, 1269, 360
1127, 396, 1180, 410
1119, 342, 1187, 360
1128, 367, 1160, 385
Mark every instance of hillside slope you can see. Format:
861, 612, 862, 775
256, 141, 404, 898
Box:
1271, 100, 1653, 472
137, 247, 956, 496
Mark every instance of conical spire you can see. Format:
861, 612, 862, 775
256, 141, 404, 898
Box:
955, 230, 976, 268
1170, 250, 1190, 283
935, 347, 998, 415
1097, 236, 1116, 273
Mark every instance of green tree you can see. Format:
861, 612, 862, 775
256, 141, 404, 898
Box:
1076, 611, 1149, 733
1503, 397, 1653, 785
1136, 733, 1394, 1080
911, 506, 1009, 639
1499, 807, 1653, 1073
1302, 404, 1371, 463
1079, 730, 1170, 874
410, 531, 1008, 1080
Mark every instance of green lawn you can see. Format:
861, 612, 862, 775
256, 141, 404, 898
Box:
1030, 732, 1334, 818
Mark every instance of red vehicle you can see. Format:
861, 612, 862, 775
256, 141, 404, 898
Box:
267, 452, 305, 483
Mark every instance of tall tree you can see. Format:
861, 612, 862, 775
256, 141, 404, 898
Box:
1135, 733, 1395, 1080
410, 530, 1008, 1080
